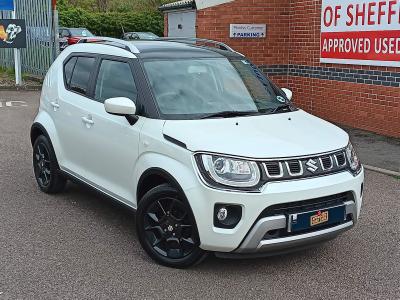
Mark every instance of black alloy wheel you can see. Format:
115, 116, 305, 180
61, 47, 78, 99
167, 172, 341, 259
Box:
137, 184, 207, 268
34, 142, 51, 187
33, 135, 67, 194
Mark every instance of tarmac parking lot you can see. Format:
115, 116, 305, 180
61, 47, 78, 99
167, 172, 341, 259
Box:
0, 90, 399, 299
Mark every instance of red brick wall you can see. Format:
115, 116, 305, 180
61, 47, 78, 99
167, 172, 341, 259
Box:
196, 0, 291, 66
163, 0, 400, 137
289, 77, 400, 137
164, 13, 168, 37
289, 0, 400, 138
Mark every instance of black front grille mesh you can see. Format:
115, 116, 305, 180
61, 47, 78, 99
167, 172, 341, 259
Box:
321, 156, 333, 169
264, 162, 281, 176
287, 160, 301, 174
336, 153, 346, 166
260, 192, 353, 218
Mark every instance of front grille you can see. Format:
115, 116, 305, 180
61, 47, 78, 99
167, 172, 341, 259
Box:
260, 192, 353, 218
260, 150, 348, 181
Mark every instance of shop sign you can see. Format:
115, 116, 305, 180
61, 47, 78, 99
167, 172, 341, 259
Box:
321, 0, 400, 67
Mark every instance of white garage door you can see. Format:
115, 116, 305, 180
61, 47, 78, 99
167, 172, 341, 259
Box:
167, 10, 196, 38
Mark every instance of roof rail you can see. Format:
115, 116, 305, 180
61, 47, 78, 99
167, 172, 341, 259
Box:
156, 37, 244, 56
77, 37, 140, 54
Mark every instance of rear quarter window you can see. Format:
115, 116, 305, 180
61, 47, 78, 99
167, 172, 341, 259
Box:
63, 57, 77, 88
69, 56, 96, 95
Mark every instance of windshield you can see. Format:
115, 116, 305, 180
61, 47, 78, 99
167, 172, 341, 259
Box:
144, 58, 290, 119
69, 28, 94, 37
137, 32, 159, 39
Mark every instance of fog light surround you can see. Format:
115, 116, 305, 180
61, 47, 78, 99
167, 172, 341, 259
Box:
214, 204, 242, 229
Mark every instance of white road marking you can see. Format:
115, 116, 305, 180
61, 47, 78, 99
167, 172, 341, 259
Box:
0, 100, 28, 108
364, 165, 400, 177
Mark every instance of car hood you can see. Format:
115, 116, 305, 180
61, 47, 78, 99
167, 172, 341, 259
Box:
162, 110, 349, 158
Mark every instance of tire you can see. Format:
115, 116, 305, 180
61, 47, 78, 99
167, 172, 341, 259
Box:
136, 184, 207, 268
33, 135, 67, 194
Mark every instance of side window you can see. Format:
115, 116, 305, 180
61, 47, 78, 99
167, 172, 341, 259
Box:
61, 29, 69, 37
64, 57, 77, 88
69, 57, 95, 95
94, 60, 137, 103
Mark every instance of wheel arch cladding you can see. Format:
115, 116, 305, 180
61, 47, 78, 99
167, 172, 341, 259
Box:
30, 123, 50, 146
137, 168, 187, 203
30, 112, 63, 165
136, 167, 203, 248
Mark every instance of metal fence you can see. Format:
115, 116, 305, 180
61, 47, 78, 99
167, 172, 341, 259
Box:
0, 0, 58, 77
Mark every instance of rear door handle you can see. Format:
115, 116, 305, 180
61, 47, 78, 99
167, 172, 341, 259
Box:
81, 116, 94, 127
50, 101, 60, 111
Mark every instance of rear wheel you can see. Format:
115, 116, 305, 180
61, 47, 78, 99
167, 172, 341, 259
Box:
33, 135, 66, 194
136, 184, 207, 268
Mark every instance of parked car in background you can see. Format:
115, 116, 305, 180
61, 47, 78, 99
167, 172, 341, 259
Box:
59, 27, 95, 51
121, 32, 159, 40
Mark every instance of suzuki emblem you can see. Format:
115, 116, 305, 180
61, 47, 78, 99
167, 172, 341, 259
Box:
305, 159, 319, 173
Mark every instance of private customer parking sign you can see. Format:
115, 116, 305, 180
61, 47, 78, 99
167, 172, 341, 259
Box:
230, 24, 267, 38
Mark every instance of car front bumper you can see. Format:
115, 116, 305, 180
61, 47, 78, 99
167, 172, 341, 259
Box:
184, 168, 364, 253
234, 200, 355, 254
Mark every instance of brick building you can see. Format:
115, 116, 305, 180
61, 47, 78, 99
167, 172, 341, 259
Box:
160, 0, 400, 138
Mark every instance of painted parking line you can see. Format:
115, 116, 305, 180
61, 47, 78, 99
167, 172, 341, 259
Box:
364, 165, 400, 177
0, 100, 28, 108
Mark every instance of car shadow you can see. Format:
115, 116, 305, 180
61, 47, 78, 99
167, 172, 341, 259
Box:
60, 180, 330, 270
62, 181, 137, 230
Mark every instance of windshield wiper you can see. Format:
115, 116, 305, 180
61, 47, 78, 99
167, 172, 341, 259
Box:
271, 104, 293, 114
200, 110, 258, 119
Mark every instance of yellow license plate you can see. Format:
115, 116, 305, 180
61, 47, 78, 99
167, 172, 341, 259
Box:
310, 211, 329, 226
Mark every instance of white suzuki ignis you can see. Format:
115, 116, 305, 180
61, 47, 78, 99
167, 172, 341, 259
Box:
31, 37, 364, 268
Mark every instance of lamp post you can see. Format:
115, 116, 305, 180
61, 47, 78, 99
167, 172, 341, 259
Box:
12, 6, 22, 86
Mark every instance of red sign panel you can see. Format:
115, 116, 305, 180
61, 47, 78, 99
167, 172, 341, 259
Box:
321, 0, 400, 67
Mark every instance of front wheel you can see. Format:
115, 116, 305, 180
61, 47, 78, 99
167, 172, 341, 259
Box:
136, 184, 207, 268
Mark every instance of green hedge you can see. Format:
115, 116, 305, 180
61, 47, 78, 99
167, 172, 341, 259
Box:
59, 8, 164, 37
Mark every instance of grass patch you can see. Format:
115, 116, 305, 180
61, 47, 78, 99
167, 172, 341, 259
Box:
0, 66, 31, 81
0, 66, 15, 77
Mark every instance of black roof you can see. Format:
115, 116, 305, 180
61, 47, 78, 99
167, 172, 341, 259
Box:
132, 41, 243, 60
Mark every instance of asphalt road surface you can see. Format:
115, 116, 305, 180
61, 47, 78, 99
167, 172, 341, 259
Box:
0, 91, 399, 299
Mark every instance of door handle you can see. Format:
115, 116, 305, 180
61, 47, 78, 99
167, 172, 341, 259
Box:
50, 101, 60, 111
81, 116, 94, 126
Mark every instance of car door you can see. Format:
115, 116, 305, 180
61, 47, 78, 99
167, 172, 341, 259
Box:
55, 55, 98, 175
73, 57, 144, 206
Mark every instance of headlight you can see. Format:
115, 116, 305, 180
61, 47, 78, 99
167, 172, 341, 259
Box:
345, 142, 361, 175
196, 154, 261, 189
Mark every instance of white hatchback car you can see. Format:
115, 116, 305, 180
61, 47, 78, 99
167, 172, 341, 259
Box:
31, 37, 364, 268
